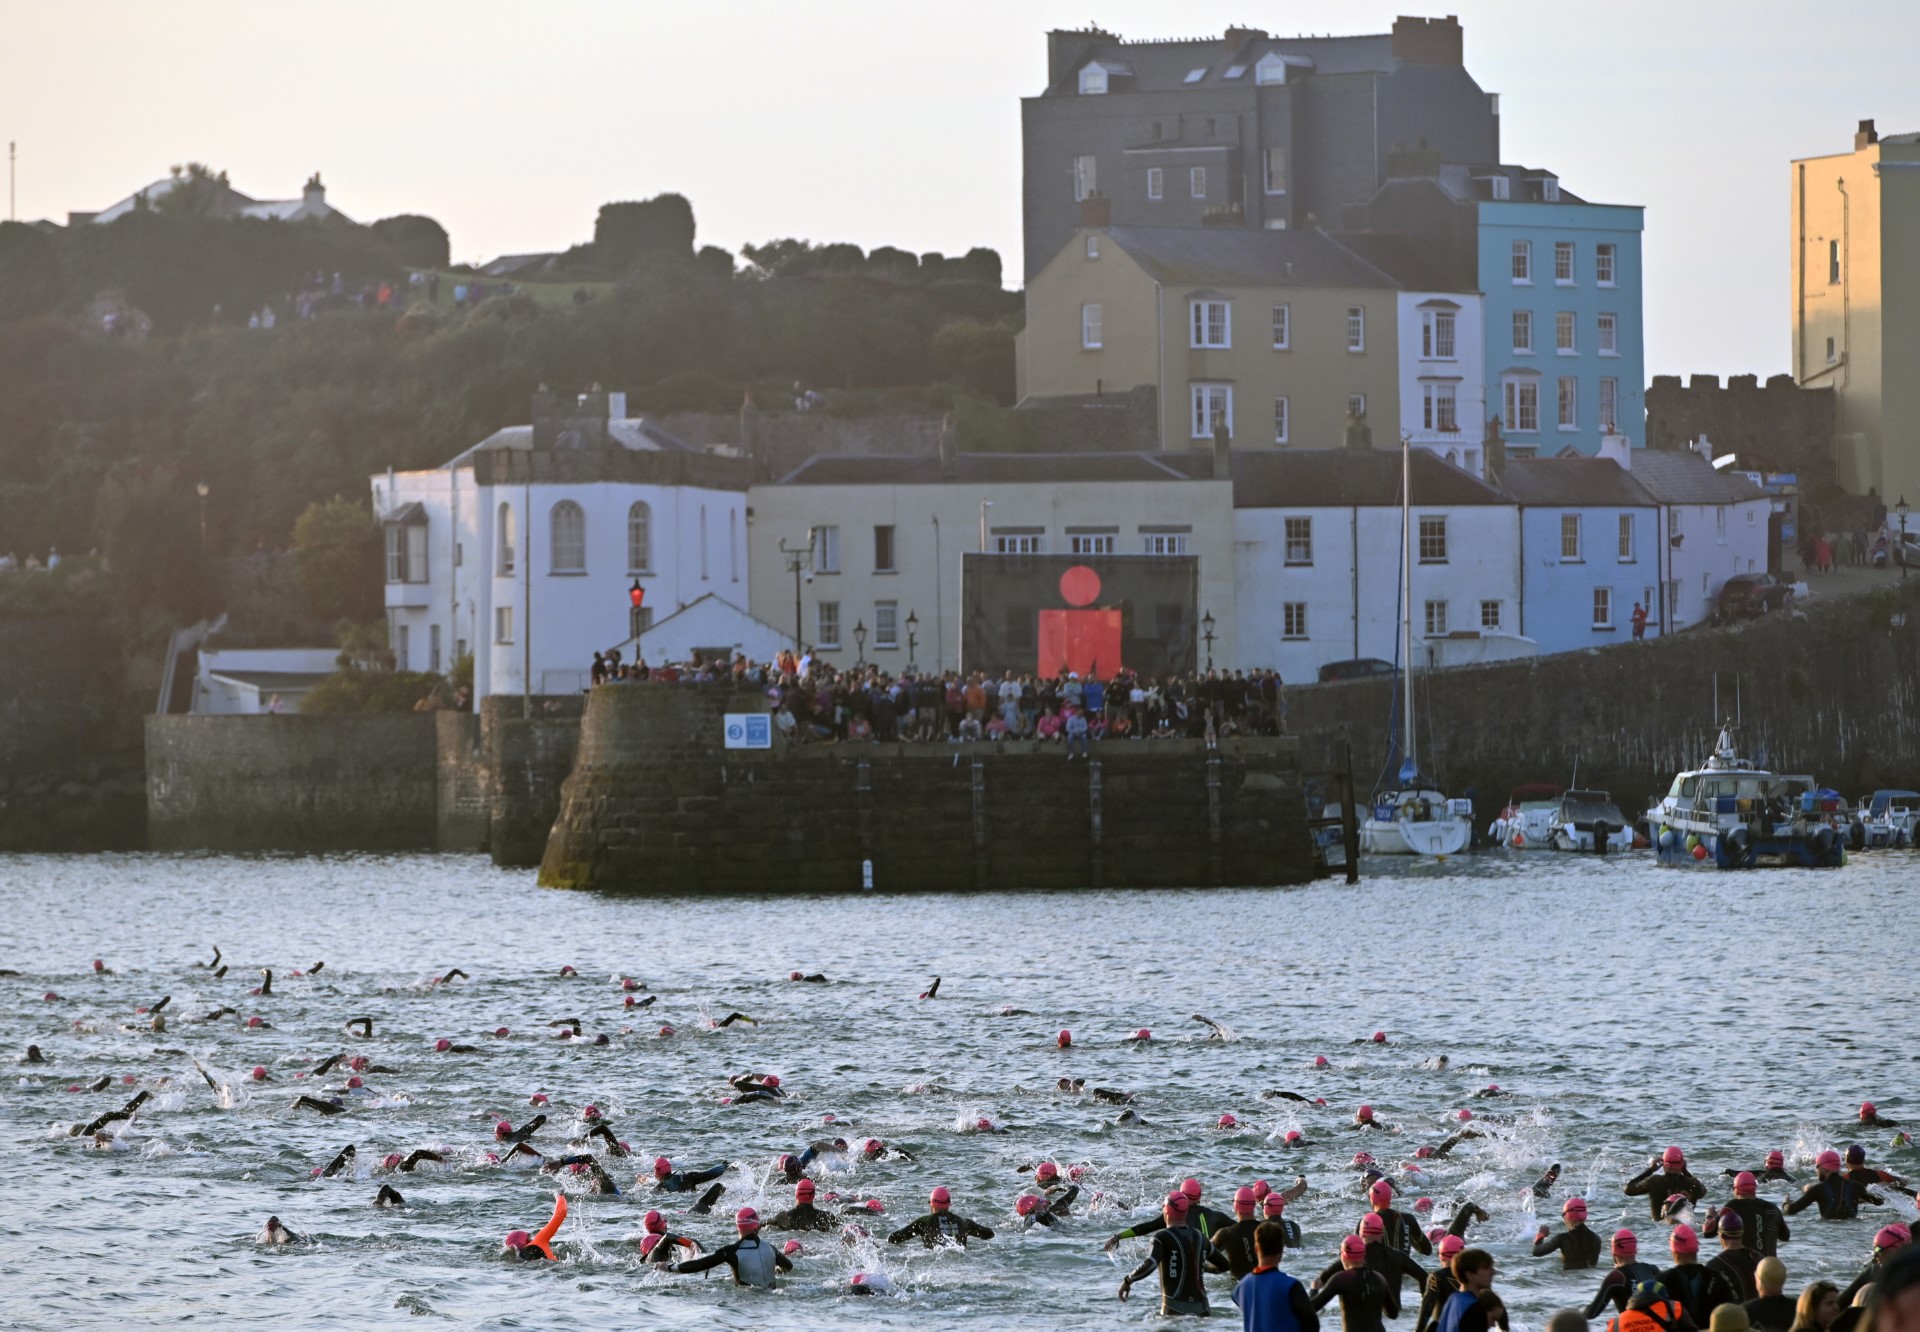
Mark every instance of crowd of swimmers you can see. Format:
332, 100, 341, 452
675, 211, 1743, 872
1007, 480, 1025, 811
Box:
24, 955, 1920, 1332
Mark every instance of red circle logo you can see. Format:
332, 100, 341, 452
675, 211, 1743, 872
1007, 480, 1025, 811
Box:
1059, 565, 1102, 607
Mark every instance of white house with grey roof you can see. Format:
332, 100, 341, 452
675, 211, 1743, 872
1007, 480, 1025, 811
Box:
1616, 443, 1770, 633
369, 390, 751, 699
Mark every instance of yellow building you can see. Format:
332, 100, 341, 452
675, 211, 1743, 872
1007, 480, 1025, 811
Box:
1791, 119, 1920, 500
1017, 222, 1476, 454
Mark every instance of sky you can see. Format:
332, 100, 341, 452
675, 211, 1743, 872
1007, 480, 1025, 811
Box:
3, 0, 1916, 377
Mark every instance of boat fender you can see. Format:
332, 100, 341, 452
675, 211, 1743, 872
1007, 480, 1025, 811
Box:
1849, 823, 1865, 851
1813, 825, 1836, 856
1657, 829, 1679, 854
1725, 827, 1749, 863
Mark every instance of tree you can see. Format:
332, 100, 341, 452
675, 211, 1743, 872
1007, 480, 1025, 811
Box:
931, 319, 1017, 404
371, 214, 451, 269
152, 163, 234, 220
292, 496, 383, 624
594, 194, 696, 270
0, 223, 64, 321
95, 465, 216, 621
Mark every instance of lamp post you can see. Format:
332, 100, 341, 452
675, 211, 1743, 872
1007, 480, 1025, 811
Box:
1900, 496, 1911, 581
628, 579, 646, 639
195, 481, 210, 546
905, 609, 919, 674
779, 530, 816, 650
853, 619, 867, 669
1201, 608, 1216, 672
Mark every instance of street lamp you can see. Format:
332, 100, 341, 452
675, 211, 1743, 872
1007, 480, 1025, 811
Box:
195, 480, 210, 546
905, 609, 919, 674
1201, 608, 1216, 671
628, 579, 646, 639
778, 530, 817, 650
853, 619, 867, 668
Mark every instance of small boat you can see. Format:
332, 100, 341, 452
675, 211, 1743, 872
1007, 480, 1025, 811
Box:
1489, 785, 1564, 850
1548, 789, 1636, 853
1856, 789, 1920, 849
1647, 726, 1844, 869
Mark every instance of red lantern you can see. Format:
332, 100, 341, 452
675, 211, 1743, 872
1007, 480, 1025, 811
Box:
628, 580, 645, 608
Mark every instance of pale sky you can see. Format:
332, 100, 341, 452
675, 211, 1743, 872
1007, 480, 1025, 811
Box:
4, 0, 1916, 377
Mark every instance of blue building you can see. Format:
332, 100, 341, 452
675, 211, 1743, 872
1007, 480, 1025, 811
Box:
1349, 164, 1645, 460
1498, 455, 1660, 652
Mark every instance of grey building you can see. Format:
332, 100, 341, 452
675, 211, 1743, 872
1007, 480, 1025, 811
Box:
1021, 16, 1500, 279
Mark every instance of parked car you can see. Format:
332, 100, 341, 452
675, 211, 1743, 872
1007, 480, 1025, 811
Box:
1317, 657, 1396, 683
1716, 572, 1796, 620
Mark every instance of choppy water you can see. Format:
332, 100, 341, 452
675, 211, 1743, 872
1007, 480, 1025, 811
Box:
1, 851, 1915, 1329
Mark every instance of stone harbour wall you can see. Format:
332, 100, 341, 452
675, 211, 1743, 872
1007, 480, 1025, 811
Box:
538, 685, 1318, 893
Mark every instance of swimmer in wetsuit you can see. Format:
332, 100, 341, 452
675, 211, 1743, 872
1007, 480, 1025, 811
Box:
888, 1185, 995, 1248
503, 1192, 568, 1261
434, 968, 468, 985
1585, 1229, 1663, 1319
1211, 1186, 1268, 1278
73, 1089, 151, 1137
1658, 1224, 1741, 1327
320, 1145, 356, 1177
23, 1044, 46, 1063
1415, 1235, 1469, 1332
1785, 1150, 1886, 1220
374, 1184, 405, 1207
1353, 1104, 1392, 1131
1317, 1213, 1427, 1305
542, 1153, 621, 1195
919, 976, 940, 999
295, 1095, 346, 1115
1534, 1197, 1603, 1269
651, 1156, 727, 1194
1724, 1151, 1795, 1185
1369, 1178, 1436, 1257
1839, 1225, 1912, 1304
259, 1216, 303, 1244
1859, 1102, 1900, 1129
729, 1072, 786, 1097
1435, 1248, 1500, 1332
1705, 1173, 1791, 1257
1626, 1148, 1709, 1221
1705, 1210, 1760, 1302
1191, 1013, 1233, 1040
1263, 1190, 1306, 1247
1314, 1234, 1400, 1332
667, 1207, 792, 1288
638, 1209, 701, 1263
1530, 1165, 1564, 1198
495, 1114, 545, 1144
788, 971, 828, 983
767, 1179, 845, 1232
1843, 1144, 1911, 1192
1105, 1179, 1231, 1249
1118, 1192, 1221, 1317
344, 1017, 373, 1038
711, 1012, 757, 1028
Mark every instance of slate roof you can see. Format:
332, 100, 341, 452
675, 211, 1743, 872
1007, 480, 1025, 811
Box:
1230, 448, 1511, 509
1498, 458, 1655, 508
1627, 450, 1768, 505
1040, 29, 1396, 94
776, 452, 1206, 487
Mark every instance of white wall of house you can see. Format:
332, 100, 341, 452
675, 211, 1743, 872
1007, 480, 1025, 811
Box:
1397, 290, 1488, 477
1234, 501, 1521, 680
1660, 497, 1772, 631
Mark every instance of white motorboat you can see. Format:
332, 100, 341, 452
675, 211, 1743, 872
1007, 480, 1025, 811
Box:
1489, 785, 1565, 850
1646, 726, 1843, 868
1547, 789, 1637, 853
1857, 789, 1920, 849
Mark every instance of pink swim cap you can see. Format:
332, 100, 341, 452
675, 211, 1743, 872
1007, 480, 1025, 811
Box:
530, 1094, 549, 1106
1218, 1113, 1238, 1129
622, 978, 639, 991
1369, 1180, 1394, 1204
930, 1186, 951, 1209
1818, 1150, 1842, 1171
1613, 1229, 1637, 1253
1182, 1178, 1203, 1201
1414, 1197, 1433, 1213
1234, 1186, 1256, 1212
638, 1233, 662, 1255
44, 991, 58, 1001
1876, 1226, 1907, 1250
250, 1066, 267, 1080
1415, 1146, 1435, 1159
866, 1138, 885, 1156
382, 1152, 402, 1169
348, 1056, 367, 1071
122, 1074, 136, 1085
643, 1209, 665, 1233
1036, 1161, 1059, 1182
763, 1074, 779, 1089
653, 1156, 672, 1177
1058, 1030, 1071, 1048
783, 1240, 802, 1255
582, 1104, 600, 1120
1455, 1108, 1473, 1122
1428, 1226, 1448, 1245
1166, 1192, 1191, 1215
657, 1024, 674, 1037
1486, 1084, 1500, 1093
1285, 1131, 1303, 1144
1564, 1197, 1588, 1219
1670, 1224, 1699, 1255
1264, 1193, 1287, 1215
247, 1016, 263, 1028
1357, 1104, 1375, 1121
346, 1076, 364, 1089
1016, 1195, 1040, 1216
735, 1206, 760, 1232
94, 959, 105, 971
1252, 1179, 1271, 1199
1360, 1213, 1386, 1238
1863, 1102, 1879, 1119
1135, 1028, 1152, 1041
1734, 1171, 1757, 1196
495, 1119, 514, 1140
1315, 1055, 1331, 1068
1341, 1235, 1368, 1259
504, 1229, 531, 1250
495, 1027, 510, 1037
1766, 1150, 1785, 1168
435, 1038, 451, 1052
1662, 1146, 1686, 1168
1440, 1234, 1466, 1258
789, 970, 803, 981
1353, 1152, 1375, 1167
1371, 1031, 1387, 1043
864, 1198, 884, 1212
976, 1117, 993, 1131
623, 995, 636, 1008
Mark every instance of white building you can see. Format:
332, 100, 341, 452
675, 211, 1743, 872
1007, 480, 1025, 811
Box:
1395, 287, 1488, 477
1621, 443, 1771, 633
193, 647, 341, 714
1232, 448, 1524, 681
369, 391, 752, 699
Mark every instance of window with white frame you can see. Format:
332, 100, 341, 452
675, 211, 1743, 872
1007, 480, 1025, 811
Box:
1418, 515, 1448, 563
993, 533, 1046, 555
1830, 239, 1841, 285
1283, 603, 1308, 639
1271, 303, 1290, 349
1596, 243, 1617, 286
1085, 234, 1099, 259
1147, 167, 1163, 200
1598, 377, 1619, 432
1422, 309, 1456, 359
1541, 178, 1561, 202
1255, 52, 1287, 84
1503, 378, 1539, 432
1480, 600, 1502, 630
395, 625, 408, 668
1561, 512, 1582, 560
385, 523, 428, 584
874, 601, 898, 648
1716, 509, 1726, 542
1284, 517, 1312, 565
1617, 513, 1635, 561
1348, 393, 1367, 419
1190, 383, 1232, 438
816, 601, 840, 648
1069, 533, 1116, 555
1489, 175, 1510, 200
1073, 154, 1097, 201
1422, 383, 1458, 432
494, 605, 513, 644
1512, 310, 1533, 354
627, 501, 651, 572
1554, 241, 1575, 283
1512, 240, 1532, 283
1592, 586, 1612, 628
812, 525, 841, 574
1078, 65, 1107, 95
1263, 146, 1288, 194
1273, 396, 1289, 444
1142, 532, 1189, 555
496, 502, 516, 576
1190, 166, 1207, 199
1082, 302, 1103, 349
1424, 600, 1449, 635
1558, 376, 1578, 429
1556, 311, 1577, 353
549, 500, 586, 573
1190, 299, 1230, 348
1597, 312, 1618, 355
1346, 305, 1365, 352
874, 524, 896, 573
429, 624, 441, 672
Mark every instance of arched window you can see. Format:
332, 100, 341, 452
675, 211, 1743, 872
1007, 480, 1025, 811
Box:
550, 500, 586, 573
497, 502, 516, 575
627, 501, 651, 573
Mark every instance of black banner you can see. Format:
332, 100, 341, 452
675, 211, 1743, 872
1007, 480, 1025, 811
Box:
960, 553, 1199, 678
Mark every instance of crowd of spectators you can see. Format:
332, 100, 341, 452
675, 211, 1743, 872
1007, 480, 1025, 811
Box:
590, 647, 1286, 748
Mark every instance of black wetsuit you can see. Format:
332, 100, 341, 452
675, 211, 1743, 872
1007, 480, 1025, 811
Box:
1125, 1223, 1218, 1317
1373, 1206, 1435, 1256
1210, 1217, 1264, 1279
1584, 1263, 1663, 1318
1625, 1165, 1708, 1220
1725, 1167, 1796, 1184
1318, 1241, 1427, 1305
1448, 1203, 1490, 1238
767, 1202, 842, 1233
1783, 1173, 1884, 1220
1416, 1269, 1461, 1332
1707, 1198, 1790, 1256
654, 1162, 727, 1193
1658, 1261, 1742, 1326
1533, 1224, 1604, 1269
641, 1232, 699, 1264
1709, 1247, 1760, 1301
1313, 1266, 1399, 1332
1743, 1294, 1798, 1332
669, 1234, 791, 1288
887, 1211, 995, 1247
1120, 1204, 1233, 1246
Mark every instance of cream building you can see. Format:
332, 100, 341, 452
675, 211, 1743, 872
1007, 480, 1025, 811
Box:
1017, 221, 1483, 461
1792, 119, 1920, 500
746, 443, 1236, 674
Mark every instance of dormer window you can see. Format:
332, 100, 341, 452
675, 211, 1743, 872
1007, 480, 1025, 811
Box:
1255, 53, 1288, 85
1184, 67, 1208, 84
1539, 177, 1560, 202
1488, 176, 1510, 200
1079, 64, 1108, 95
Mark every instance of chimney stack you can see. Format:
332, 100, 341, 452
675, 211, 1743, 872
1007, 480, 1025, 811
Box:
1857, 118, 1880, 149
1390, 15, 1463, 66
1079, 194, 1112, 228
1482, 414, 1506, 483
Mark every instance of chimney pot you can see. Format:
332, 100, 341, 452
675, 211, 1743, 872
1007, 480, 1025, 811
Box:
1857, 118, 1880, 149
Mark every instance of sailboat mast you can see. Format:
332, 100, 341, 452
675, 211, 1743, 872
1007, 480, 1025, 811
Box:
1402, 433, 1415, 777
